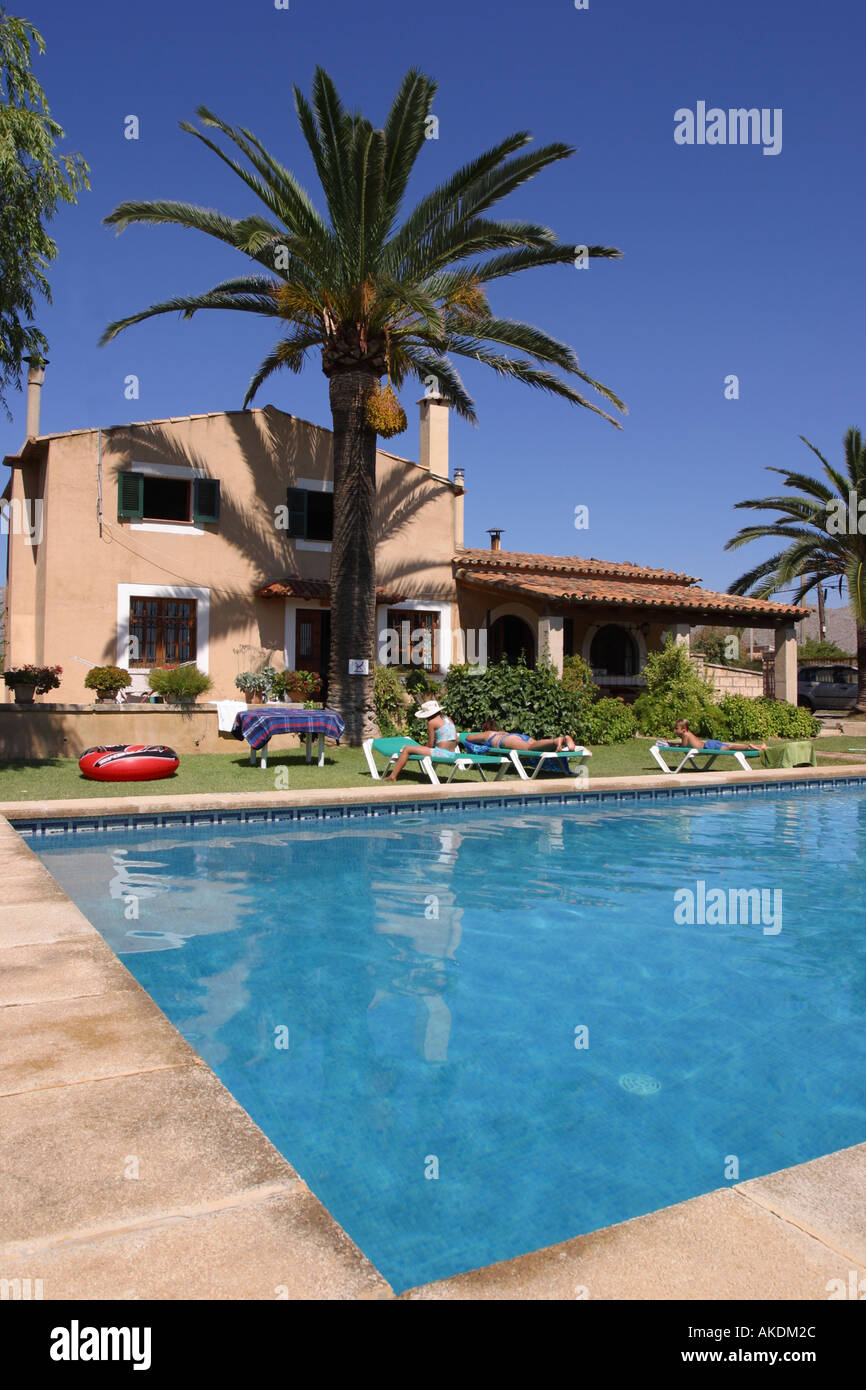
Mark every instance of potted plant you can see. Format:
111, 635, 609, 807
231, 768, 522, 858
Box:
84, 665, 132, 704
147, 665, 213, 704
270, 669, 322, 704
235, 670, 271, 704
3, 664, 62, 704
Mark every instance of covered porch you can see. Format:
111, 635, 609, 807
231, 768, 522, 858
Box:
453, 549, 808, 704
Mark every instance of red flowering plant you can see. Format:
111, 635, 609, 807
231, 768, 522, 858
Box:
3, 664, 62, 694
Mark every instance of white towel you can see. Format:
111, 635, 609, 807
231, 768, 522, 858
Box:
216, 699, 247, 732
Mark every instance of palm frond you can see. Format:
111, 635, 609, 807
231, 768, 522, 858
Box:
99, 289, 282, 345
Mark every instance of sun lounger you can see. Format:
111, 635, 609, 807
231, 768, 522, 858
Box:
650, 742, 763, 774
458, 735, 592, 780
362, 736, 512, 785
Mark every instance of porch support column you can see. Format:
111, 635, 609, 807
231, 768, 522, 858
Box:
671, 622, 691, 650
538, 614, 564, 676
774, 623, 797, 704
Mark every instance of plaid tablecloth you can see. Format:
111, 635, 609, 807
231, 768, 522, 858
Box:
231, 706, 345, 751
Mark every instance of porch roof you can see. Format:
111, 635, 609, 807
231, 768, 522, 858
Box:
453, 550, 809, 621
257, 577, 407, 604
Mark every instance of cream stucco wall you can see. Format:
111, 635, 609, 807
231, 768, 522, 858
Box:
6, 406, 461, 702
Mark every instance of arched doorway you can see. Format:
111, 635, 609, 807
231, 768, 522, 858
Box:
589, 623, 639, 676
490, 614, 536, 667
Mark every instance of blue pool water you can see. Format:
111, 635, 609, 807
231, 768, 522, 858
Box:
27, 785, 866, 1292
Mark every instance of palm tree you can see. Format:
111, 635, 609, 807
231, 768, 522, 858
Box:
101, 68, 625, 741
725, 428, 866, 713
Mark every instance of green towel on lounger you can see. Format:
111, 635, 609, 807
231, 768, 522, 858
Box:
761, 741, 817, 769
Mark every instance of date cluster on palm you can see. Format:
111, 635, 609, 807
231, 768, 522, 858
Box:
366, 382, 408, 439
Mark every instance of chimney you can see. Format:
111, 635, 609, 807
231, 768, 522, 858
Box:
487, 528, 504, 551
25, 356, 47, 438
418, 392, 449, 480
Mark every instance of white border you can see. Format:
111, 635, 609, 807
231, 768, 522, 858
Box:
120, 463, 206, 536
283, 596, 328, 670
376, 599, 453, 675
294, 476, 332, 550
116, 583, 210, 673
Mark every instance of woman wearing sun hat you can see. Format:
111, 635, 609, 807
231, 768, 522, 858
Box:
383, 698, 459, 782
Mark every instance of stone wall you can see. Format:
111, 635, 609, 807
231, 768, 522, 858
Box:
0, 704, 283, 760
690, 655, 764, 700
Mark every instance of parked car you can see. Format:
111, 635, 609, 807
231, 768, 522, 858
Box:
798, 665, 859, 711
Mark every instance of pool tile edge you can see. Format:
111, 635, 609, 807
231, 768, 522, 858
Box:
0, 815, 396, 1301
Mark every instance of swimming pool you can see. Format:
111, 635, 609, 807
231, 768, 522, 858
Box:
24, 782, 866, 1292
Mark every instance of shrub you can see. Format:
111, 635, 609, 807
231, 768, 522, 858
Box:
756, 697, 820, 739
235, 670, 271, 697
84, 665, 132, 700
692, 706, 731, 740
582, 696, 637, 744
692, 695, 820, 741
3, 663, 62, 694
561, 654, 599, 702
632, 637, 715, 735
712, 693, 771, 740
798, 638, 853, 661
444, 656, 589, 738
403, 666, 439, 699
147, 665, 212, 702
691, 626, 744, 666
374, 665, 409, 736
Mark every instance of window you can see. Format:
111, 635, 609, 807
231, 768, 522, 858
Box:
285, 487, 333, 541
386, 608, 440, 671
117, 473, 220, 525
129, 597, 197, 668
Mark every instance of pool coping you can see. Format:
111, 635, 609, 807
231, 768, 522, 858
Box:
1, 767, 864, 1300
3, 758, 866, 826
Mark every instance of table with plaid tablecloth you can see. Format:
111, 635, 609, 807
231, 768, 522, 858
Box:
232, 706, 346, 768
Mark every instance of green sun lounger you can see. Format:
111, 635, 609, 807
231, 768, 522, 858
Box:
362, 736, 512, 785
457, 735, 592, 780
650, 742, 763, 774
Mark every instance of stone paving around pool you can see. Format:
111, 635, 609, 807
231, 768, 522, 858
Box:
1, 763, 865, 1301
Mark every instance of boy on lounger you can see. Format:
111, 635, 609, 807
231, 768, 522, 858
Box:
384, 699, 459, 781
463, 720, 578, 754
662, 719, 767, 753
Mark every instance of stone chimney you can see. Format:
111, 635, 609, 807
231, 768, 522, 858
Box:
418, 392, 449, 480
25, 357, 46, 438
487, 528, 504, 551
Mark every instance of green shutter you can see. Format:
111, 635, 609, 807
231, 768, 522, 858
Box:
193, 477, 220, 524
286, 487, 308, 538
117, 472, 144, 519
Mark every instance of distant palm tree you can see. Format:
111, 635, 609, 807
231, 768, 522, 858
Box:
726, 428, 866, 713
101, 68, 624, 741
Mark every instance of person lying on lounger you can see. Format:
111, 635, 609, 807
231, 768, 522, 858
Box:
661, 719, 767, 753
383, 699, 459, 782
463, 720, 578, 754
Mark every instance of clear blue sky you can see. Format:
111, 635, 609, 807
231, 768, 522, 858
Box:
3, 0, 864, 597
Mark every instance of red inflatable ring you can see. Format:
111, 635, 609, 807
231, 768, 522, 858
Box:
78, 744, 180, 782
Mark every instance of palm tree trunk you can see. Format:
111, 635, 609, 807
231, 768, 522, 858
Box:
857, 619, 866, 715
327, 369, 378, 744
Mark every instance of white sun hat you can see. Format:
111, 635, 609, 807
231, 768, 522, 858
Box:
415, 699, 442, 720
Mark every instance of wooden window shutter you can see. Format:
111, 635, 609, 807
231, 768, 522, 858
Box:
117, 472, 144, 519
286, 487, 308, 538
193, 477, 220, 524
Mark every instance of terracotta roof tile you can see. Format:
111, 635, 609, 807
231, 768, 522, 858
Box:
257, 577, 407, 604
453, 565, 808, 620
455, 548, 698, 585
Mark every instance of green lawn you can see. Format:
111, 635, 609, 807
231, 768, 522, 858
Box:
0, 737, 861, 803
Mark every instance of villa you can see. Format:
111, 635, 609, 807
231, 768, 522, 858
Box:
3, 365, 807, 706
